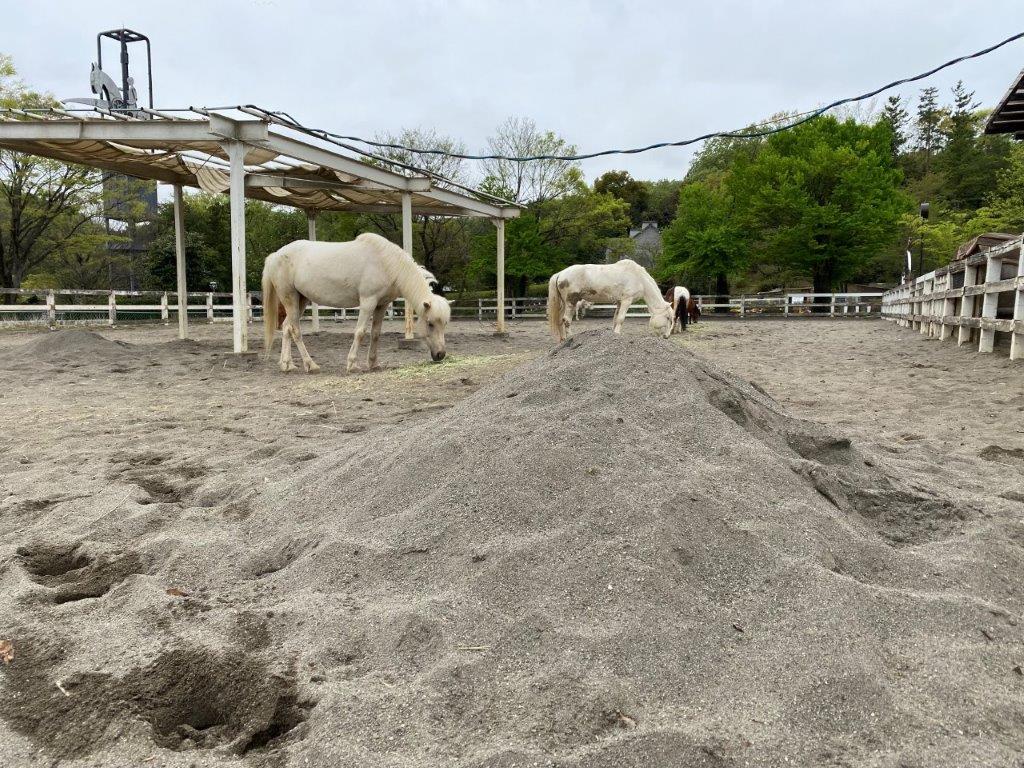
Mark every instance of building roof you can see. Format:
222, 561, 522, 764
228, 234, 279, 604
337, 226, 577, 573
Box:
984, 68, 1024, 139
954, 232, 1018, 260
0, 107, 521, 219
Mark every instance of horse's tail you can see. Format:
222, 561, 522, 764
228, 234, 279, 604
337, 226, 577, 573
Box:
547, 273, 564, 340
262, 261, 279, 360
676, 295, 688, 329
690, 297, 700, 323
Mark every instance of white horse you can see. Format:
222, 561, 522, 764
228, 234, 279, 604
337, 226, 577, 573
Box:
668, 285, 691, 333
547, 259, 674, 342
262, 233, 451, 373
404, 266, 438, 338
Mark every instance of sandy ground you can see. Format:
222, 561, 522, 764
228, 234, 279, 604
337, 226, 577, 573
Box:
1, 316, 1022, 767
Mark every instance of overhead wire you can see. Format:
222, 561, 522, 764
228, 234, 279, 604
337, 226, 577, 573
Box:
236, 30, 1024, 163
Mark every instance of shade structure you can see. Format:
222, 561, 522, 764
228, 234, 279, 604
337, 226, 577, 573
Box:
0, 106, 521, 351
984, 68, 1024, 139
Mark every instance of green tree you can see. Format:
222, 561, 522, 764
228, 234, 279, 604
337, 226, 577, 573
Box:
0, 55, 105, 293
915, 86, 944, 175
639, 179, 683, 227
965, 142, 1024, 234
731, 116, 907, 296
594, 170, 649, 226
937, 81, 982, 210
880, 95, 909, 157
936, 83, 1012, 212
659, 178, 746, 299
686, 131, 764, 183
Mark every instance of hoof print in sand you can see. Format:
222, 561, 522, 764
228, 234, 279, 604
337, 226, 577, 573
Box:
141, 649, 313, 755
0, 641, 314, 760
16, 543, 143, 604
107, 451, 206, 505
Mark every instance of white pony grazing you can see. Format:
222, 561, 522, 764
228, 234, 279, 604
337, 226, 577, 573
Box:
547, 259, 674, 342
262, 233, 451, 373
672, 285, 690, 333
404, 266, 438, 338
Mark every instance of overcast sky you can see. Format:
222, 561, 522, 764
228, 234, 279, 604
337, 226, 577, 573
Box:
4, 0, 1024, 186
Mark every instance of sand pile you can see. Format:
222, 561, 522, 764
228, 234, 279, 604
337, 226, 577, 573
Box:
17, 329, 134, 363
2, 330, 1022, 767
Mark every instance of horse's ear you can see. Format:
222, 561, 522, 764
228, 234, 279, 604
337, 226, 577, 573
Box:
423, 300, 431, 311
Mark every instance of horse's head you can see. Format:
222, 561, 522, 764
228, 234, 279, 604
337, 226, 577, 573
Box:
649, 303, 674, 338
416, 294, 451, 362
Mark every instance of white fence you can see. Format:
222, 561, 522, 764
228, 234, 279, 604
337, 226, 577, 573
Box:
880, 234, 1023, 360
474, 293, 883, 320
1, 288, 884, 328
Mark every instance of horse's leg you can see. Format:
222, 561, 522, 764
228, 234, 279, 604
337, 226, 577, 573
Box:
346, 301, 375, 372
613, 300, 630, 334
367, 303, 387, 370
561, 297, 575, 341
278, 292, 298, 373
286, 296, 319, 373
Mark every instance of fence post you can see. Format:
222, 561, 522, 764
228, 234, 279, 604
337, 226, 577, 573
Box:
1011, 250, 1024, 361
311, 303, 320, 333
920, 279, 931, 336
979, 254, 1003, 353
246, 292, 254, 325
784, 295, 790, 316
161, 291, 169, 324
108, 291, 117, 326
739, 297, 746, 318
46, 290, 56, 328
478, 298, 483, 322
206, 292, 214, 323
829, 294, 836, 317
939, 276, 955, 341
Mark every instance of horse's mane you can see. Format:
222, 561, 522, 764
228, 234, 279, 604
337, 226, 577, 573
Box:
614, 259, 667, 307
356, 233, 434, 305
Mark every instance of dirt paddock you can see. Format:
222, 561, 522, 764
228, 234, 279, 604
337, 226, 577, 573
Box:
1, 317, 1022, 767
1, 318, 1019, 503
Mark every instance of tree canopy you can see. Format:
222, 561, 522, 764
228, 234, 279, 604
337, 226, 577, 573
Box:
2, 50, 1020, 300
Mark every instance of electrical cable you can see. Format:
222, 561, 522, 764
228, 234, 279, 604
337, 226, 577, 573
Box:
239, 30, 1024, 162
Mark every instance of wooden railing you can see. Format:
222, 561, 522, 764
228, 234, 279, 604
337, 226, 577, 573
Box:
474, 293, 884, 320
1, 288, 885, 328
880, 234, 1024, 360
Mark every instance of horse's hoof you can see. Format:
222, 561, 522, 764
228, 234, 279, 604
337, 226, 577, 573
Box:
305, 362, 321, 374
279, 361, 292, 372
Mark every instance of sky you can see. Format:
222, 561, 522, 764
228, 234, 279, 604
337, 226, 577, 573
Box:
3, 0, 1024, 187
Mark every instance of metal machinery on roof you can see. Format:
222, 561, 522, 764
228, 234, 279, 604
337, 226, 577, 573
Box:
64, 29, 154, 117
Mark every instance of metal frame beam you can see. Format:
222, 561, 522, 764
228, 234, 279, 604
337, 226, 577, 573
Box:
261, 132, 429, 192
245, 172, 430, 193
0, 116, 268, 143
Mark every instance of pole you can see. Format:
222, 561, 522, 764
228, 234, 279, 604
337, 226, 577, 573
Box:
495, 218, 506, 334
226, 141, 247, 353
401, 192, 415, 340
307, 211, 320, 333
173, 183, 188, 339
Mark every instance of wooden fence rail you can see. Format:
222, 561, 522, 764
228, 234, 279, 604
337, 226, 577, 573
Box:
880, 234, 1024, 360
0, 289, 885, 328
